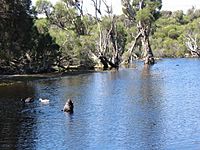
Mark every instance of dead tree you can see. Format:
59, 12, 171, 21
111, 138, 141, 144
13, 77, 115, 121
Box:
90, 0, 121, 69
185, 34, 200, 57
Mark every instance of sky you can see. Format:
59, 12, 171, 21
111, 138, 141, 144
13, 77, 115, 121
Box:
162, 0, 200, 12
32, 0, 200, 14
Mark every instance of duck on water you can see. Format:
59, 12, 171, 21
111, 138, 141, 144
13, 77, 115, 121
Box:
21, 97, 73, 113
39, 98, 50, 103
21, 97, 34, 103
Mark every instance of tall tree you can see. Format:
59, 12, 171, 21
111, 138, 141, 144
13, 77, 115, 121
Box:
36, 0, 86, 35
0, 0, 60, 74
121, 0, 162, 64
0, 0, 33, 56
0, 0, 35, 73
36, 0, 127, 70
90, 0, 127, 69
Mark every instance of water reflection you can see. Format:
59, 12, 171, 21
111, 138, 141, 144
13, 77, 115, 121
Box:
1, 59, 200, 149
0, 82, 37, 150
138, 65, 163, 150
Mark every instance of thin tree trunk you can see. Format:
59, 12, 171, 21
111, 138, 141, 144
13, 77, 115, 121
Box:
141, 33, 154, 64
121, 32, 141, 65
139, 22, 154, 65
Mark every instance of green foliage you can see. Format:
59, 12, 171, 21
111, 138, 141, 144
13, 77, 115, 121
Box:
35, 18, 49, 33
172, 10, 184, 24
152, 8, 200, 58
116, 21, 127, 53
136, 8, 154, 23
35, 0, 53, 16
186, 7, 200, 21
2, 0, 200, 74
133, 0, 162, 23
0, 0, 60, 74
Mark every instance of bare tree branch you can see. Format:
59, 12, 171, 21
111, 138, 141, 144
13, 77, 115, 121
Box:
185, 34, 200, 57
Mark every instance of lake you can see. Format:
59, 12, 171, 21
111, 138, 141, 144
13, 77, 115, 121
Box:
0, 58, 200, 150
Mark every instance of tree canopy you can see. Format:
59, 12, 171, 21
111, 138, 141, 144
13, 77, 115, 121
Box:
0, 0, 200, 74
0, 0, 60, 74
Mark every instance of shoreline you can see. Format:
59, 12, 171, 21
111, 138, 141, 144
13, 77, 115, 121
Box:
0, 70, 97, 81
0, 57, 198, 80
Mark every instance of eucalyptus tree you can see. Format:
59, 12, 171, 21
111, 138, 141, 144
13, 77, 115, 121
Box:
184, 17, 200, 57
36, 0, 86, 35
36, 0, 127, 70
36, 0, 107, 70
121, 0, 162, 64
90, 0, 127, 69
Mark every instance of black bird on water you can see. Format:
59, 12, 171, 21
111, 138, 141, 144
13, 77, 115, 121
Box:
21, 97, 34, 103
62, 99, 74, 113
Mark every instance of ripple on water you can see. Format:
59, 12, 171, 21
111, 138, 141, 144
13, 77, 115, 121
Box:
1, 59, 200, 149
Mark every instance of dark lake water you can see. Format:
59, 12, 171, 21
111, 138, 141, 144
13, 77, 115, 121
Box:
1, 58, 200, 150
